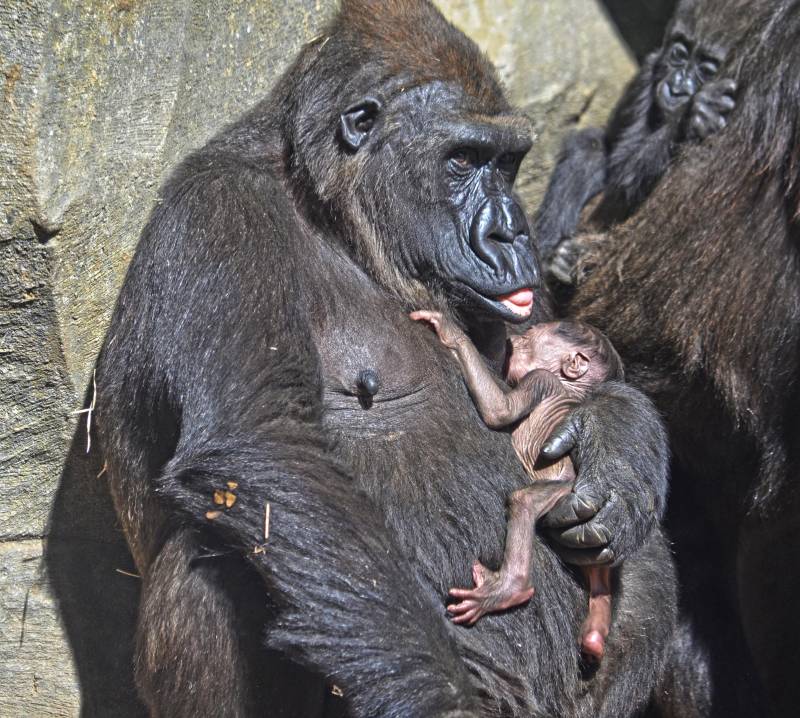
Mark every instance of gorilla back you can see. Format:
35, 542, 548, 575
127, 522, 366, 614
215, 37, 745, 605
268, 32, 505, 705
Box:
96, 2, 675, 716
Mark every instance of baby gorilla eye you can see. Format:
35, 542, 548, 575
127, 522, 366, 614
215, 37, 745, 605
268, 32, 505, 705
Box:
669, 42, 689, 64
698, 61, 718, 82
450, 147, 479, 171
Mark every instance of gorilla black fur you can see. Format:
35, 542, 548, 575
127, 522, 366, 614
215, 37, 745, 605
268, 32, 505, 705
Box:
96, 2, 675, 716
569, 2, 800, 716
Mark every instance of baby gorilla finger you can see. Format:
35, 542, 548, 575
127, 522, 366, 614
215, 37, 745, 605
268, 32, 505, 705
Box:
707, 93, 736, 113
447, 599, 482, 624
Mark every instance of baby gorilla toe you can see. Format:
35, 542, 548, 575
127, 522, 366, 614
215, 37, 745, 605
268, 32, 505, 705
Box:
580, 629, 606, 664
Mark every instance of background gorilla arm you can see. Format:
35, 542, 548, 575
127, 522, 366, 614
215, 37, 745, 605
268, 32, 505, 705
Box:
97, 164, 476, 718
540, 382, 669, 565
533, 127, 607, 260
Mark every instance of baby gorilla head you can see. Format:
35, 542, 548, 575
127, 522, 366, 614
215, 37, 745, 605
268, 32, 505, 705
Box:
507, 321, 624, 388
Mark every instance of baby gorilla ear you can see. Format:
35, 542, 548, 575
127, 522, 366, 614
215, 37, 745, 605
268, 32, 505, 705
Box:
339, 97, 382, 151
562, 351, 590, 380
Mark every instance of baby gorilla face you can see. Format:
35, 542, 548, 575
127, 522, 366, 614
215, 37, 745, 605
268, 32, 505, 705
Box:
507, 323, 582, 384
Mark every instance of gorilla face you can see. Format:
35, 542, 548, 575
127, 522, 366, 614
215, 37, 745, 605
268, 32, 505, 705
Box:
339, 81, 541, 323
654, 25, 724, 123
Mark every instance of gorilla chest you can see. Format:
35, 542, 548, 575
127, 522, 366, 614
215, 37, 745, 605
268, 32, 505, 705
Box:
315, 307, 530, 587
314, 307, 527, 501
317, 309, 455, 436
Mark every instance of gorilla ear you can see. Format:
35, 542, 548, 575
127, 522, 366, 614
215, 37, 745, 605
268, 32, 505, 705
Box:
562, 352, 590, 380
339, 97, 382, 152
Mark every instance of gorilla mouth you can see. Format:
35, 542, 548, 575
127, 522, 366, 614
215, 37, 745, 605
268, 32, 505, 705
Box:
657, 79, 691, 114
454, 281, 535, 322
496, 288, 535, 317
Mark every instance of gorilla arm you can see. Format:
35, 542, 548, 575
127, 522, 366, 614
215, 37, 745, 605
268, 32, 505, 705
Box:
533, 127, 607, 260
539, 381, 669, 566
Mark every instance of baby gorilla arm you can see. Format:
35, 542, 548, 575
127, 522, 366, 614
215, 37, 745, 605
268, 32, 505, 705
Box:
409, 311, 559, 427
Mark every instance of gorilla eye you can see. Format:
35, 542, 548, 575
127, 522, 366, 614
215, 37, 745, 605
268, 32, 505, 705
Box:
497, 153, 519, 179
669, 42, 689, 64
698, 61, 718, 81
450, 148, 478, 171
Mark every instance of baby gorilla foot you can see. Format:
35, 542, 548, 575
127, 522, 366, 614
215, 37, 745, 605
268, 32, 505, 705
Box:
447, 561, 535, 626
580, 589, 611, 664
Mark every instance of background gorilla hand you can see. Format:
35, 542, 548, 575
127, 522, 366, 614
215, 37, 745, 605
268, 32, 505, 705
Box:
539, 382, 668, 566
686, 78, 737, 141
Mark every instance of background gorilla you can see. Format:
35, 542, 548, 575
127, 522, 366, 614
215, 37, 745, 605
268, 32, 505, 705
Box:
535, 0, 748, 276
95, 1, 675, 716
567, 2, 800, 716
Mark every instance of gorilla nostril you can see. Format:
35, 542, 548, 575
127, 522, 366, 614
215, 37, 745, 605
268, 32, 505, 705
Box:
487, 229, 515, 244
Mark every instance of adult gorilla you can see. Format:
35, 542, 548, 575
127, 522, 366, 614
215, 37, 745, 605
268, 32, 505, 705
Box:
95, 2, 674, 716
570, 2, 800, 715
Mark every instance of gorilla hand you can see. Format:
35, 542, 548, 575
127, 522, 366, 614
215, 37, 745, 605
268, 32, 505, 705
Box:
546, 232, 603, 287
686, 78, 737, 141
539, 382, 668, 566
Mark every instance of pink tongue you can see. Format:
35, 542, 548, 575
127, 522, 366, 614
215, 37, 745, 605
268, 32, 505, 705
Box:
497, 288, 534, 308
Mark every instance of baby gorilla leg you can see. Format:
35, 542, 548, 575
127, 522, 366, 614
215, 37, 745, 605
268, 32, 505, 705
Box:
447, 479, 572, 625
580, 566, 612, 664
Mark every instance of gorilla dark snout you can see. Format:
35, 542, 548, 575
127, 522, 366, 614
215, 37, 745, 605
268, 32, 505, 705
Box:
667, 70, 696, 99
470, 199, 530, 278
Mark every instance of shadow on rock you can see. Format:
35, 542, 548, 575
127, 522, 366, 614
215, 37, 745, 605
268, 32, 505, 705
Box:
45, 395, 146, 718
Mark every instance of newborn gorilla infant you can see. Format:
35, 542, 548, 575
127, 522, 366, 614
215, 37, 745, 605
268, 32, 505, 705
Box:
411, 311, 624, 663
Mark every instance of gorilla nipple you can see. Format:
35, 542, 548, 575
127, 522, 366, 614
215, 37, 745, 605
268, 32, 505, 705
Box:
356, 369, 380, 409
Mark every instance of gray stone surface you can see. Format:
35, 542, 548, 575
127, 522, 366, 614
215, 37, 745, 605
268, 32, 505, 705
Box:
0, 1, 634, 714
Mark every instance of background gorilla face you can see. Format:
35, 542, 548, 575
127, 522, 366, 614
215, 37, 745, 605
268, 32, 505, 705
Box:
654, 30, 722, 121
341, 81, 541, 323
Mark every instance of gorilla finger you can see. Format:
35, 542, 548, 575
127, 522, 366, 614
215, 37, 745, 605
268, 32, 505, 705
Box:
451, 607, 479, 624
540, 419, 579, 461
711, 95, 736, 113
690, 115, 711, 140
551, 520, 611, 549
693, 104, 715, 122
409, 310, 439, 327
448, 600, 477, 614
449, 588, 478, 599
548, 544, 615, 567
717, 78, 737, 95
540, 491, 600, 528
549, 259, 575, 286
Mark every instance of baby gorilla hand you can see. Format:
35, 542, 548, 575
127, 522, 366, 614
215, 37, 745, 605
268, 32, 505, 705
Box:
447, 561, 535, 626
686, 78, 737, 141
409, 310, 466, 349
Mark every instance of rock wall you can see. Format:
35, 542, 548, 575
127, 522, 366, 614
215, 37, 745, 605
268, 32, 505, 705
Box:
0, 1, 635, 714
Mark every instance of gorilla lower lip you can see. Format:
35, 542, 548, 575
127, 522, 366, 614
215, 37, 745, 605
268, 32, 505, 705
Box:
497, 288, 534, 316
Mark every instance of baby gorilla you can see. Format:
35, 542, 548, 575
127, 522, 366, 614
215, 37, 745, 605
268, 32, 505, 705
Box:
411, 311, 624, 663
